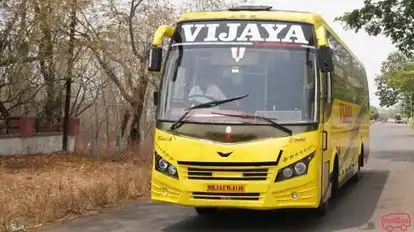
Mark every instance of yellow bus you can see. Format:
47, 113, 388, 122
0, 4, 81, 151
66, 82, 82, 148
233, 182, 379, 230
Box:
148, 5, 370, 216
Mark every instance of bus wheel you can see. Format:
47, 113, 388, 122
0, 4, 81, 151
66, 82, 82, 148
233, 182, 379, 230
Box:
314, 198, 329, 217
314, 159, 337, 217
195, 207, 219, 217
331, 157, 339, 198
353, 149, 363, 182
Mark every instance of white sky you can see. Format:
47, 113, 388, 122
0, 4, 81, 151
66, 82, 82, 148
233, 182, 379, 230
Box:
174, 0, 397, 107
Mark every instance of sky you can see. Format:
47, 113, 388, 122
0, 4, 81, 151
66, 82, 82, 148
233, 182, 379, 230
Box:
175, 0, 398, 107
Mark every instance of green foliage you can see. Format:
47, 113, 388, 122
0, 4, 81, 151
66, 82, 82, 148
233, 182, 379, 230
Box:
374, 51, 406, 107
335, 0, 414, 56
375, 74, 399, 107
399, 92, 414, 116
370, 106, 379, 120
373, 51, 414, 108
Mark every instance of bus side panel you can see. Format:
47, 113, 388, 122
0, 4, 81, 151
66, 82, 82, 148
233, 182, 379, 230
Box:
362, 68, 371, 165
326, 29, 369, 185
330, 100, 366, 184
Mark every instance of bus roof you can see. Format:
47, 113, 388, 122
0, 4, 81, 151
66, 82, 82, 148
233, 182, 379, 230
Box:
178, 9, 322, 25
177, 8, 366, 71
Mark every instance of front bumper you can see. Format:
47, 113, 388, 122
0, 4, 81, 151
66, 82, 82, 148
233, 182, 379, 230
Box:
151, 170, 320, 210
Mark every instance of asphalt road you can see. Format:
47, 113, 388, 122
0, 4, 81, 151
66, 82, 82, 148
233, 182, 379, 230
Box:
42, 123, 414, 232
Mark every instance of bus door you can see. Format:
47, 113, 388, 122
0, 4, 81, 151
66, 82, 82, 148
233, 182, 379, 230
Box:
320, 70, 333, 202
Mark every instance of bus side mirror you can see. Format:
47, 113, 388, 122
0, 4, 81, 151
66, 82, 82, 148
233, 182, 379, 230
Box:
148, 47, 163, 72
317, 46, 334, 73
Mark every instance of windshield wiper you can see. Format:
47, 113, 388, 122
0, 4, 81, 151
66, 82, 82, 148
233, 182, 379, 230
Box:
210, 112, 292, 136
170, 94, 249, 131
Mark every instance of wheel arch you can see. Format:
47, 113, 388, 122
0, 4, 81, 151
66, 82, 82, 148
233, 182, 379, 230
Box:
329, 147, 339, 175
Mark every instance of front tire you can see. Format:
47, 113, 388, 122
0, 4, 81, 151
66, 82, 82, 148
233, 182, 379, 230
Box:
331, 157, 339, 198
314, 156, 340, 217
195, 207, 219, 217
314, 159, 337, 217
314, 198, 329, 216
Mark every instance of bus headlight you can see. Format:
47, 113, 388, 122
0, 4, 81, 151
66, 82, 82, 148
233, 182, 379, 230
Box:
168, 165, 177, 175
294, 162, 307, 175
154, 152, 179, 179
158, 158, 169, 171
282, 167, 293, 178
275, 152, 315, 182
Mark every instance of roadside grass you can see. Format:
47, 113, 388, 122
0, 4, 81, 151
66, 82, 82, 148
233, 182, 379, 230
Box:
0, 150, 152, 232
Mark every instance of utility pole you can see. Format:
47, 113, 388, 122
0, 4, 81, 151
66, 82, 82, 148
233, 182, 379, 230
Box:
63, 0, 77, 151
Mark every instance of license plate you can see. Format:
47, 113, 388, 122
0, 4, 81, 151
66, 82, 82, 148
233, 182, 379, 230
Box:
205, 184, 245, 193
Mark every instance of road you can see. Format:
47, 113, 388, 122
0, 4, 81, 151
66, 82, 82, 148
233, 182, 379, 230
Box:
42, 123, 414, 232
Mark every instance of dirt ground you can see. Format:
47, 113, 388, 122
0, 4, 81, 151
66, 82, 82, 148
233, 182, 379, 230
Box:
0, 154, 151, 232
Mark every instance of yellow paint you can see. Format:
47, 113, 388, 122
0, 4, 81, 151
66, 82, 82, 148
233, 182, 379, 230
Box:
150, 8, 370, 211
152, 129, 322, 209
151, 25, 175, 47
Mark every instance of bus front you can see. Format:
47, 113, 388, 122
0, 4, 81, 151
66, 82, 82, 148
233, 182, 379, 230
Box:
149, 18, 326, 214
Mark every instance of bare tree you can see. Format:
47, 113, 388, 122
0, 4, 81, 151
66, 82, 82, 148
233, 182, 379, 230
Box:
179, 0, 243, 12
0, 0, 45, 120
77, 0, 175, 147
0, 0, 242, 150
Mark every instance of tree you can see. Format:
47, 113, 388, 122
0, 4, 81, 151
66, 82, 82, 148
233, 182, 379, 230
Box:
0, 0, 249, 150
77, 0, 242, 148
375, 74, 399, 107
77, 0, 177, 147
0, 1, 43, 119
0, 0, 101, 131
335, 0, 414, 56
370, 106, 379, 120
374, 51, 414, 109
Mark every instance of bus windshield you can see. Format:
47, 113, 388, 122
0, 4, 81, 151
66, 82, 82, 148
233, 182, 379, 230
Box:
157, 21, 318, 124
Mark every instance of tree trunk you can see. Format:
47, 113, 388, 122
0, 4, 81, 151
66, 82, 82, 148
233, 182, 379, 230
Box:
34, 0, 58, 122
120, 77, 150, 149
136, 75, 149, 146
0, 102, 9, 119
63, 0, 77, 151
121, 104, 137, 148
135, 102, 144, 145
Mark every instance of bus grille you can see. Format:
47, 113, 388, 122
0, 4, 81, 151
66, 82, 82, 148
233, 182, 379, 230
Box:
177, 153, 281, 182
186, 167, 269, 181
192, 192, 260, 201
